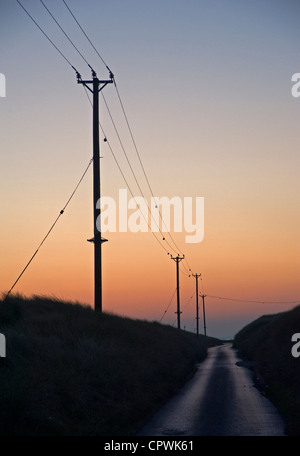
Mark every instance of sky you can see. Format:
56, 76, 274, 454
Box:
1, 0, 300, 338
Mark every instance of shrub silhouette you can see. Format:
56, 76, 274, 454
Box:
234, 305, 300, 436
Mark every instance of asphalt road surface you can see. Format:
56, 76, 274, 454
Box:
138, 344, 286, 436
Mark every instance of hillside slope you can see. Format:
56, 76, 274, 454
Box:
0, 295, 221, 436
233, 305, 300, 435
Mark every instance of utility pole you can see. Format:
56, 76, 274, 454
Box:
171, 254, 184, 329
192, 273, 201, 337
76, 68, 113, 312
201, 294, 207, 336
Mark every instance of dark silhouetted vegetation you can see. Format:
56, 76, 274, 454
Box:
0, 294, 221, 435
233, 305, 300, 436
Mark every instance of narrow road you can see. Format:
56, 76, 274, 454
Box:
138, 344, 286, 436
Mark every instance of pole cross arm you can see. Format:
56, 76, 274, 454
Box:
97, 79, 113, 92
171, 254, 185, 262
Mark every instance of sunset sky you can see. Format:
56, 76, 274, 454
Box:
1, 0, 300, 338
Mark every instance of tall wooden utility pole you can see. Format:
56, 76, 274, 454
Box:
192, 273, 201, 337
76, 68, 113, 312
201, 294, 207, 336
171, 254, 184, 329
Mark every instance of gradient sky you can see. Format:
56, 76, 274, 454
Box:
1, 0, 300, 338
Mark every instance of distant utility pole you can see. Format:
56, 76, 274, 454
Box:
201, 294, 207, 336
76, 68, 113, 312
192, 273, 201, 337
171, 255, 184, 329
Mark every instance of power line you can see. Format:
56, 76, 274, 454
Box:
159, 288, 177, 323
101, 92, 179, 255
101, 94, 149, 199
113, 81, 185, 255
62, 0, 111, 72
16, 0, 77, 72
200, 275, 205, 295
4, 159, 93, 299
113, 80, 193, 266
102, 92, 197, 275
206, 294, 300, 305
183, 257, 193, 275
100, 88, 196, 273
112, 82, 197, 277
182, 292, 195, 311
39, 0, 92, 69
180, 265, 191, 277
81, 85, 171, 256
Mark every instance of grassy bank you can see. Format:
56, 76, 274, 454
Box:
233, 305, 300, 435
0, 294, 221, 436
